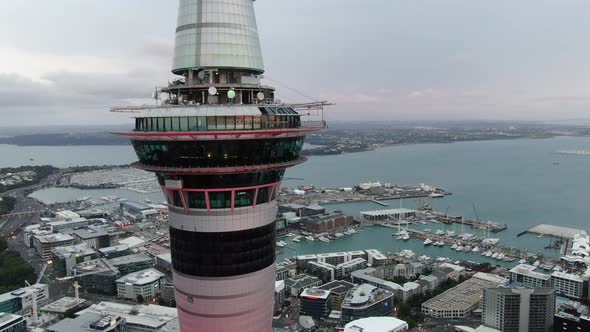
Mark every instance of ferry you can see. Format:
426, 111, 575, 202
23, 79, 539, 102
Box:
423, 238, 433, 246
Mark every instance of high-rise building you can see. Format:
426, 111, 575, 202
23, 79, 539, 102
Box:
114, 0, 327, 330
481, 287, 555, 332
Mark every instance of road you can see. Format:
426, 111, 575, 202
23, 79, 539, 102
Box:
0, 171, 61, 237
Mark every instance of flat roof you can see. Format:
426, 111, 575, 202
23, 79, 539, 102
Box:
116, 268, 164, 286
0, 313, 22, 326
301, 288, 330, 300
344, 317, 408, 332
528, 224, 586, 239
319, 280, 355, 295
510, 264, 551, 280
551, 271, 588, 283
34, 233, 74, 243
361, 208, 416, 217
52, 243, 96, 258
73, 228, 108, 239
117, 236, 146, 248
109, 253, 153, 266
76, 302, 177, 329
41, 297, 87, 314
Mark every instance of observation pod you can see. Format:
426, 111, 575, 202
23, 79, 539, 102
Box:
113, 1, 330, 331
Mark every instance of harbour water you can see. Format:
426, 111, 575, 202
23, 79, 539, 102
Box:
5, 136, 590, 265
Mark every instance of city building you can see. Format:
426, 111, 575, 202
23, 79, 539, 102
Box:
279, 204, 326, 217
119, 201, 159, 221
116, 268, 165, 301
46, 313, 125, 332
72, 228, 110, 249
40, 297, 88, 323
274, 281, 285, 314
33, 233, 75, 260
155, 253, 172, 273
52, 243, 97, 277
76, 302, 178, 332
299, 212, 354, 233
317, 252, 349, 266
276, 265, 290, 281
509, 264, 552, 288
482, 287, 555, 332
554, 312, 590, 332
300, 288, 331, 319
74, 259, 120, 295
366, 249, 388, 267
98, 245, 130, 259
550, 271, 589, 301
341, 284, 394, 324
343, 317, 408, 332
284, 274, 322, 296
319, 280, 355, 310
0, 313, 26, 332
308, 261, 336, 283
0, 284, 49, 318
422, 272, 509, 319
160, 281, 176, 306
108, 253, 154, 276
382, 263, 425, 279
115, 0, 326, 328
296, 254, 319, 271
337, 258, 368, 280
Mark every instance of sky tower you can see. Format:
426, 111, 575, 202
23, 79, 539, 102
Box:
113, 0, 328, 331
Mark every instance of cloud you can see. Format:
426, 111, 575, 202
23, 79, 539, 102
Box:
141, 37, 174, 59
0, 74, 52, 107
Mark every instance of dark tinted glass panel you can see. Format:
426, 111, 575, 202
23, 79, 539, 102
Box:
173, 191, 182, 207
235, 190, 254, 208
133, 137, 304, 168
256, 187, 269, 204
209, 191, 231, 209
170, 223, 276, 277
187, 192, 206, 209
156, 170, 285, 189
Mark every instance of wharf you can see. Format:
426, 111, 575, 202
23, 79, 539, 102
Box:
528, 224, 585, 239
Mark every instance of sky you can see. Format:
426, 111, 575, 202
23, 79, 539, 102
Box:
0, 0, 589, 127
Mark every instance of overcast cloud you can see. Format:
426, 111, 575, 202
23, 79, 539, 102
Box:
0, 0, 589, 126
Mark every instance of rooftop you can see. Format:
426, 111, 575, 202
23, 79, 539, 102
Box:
300, 288, 330, 300
116, 268, 164, 286
319, 280, 355, 295
41, 297, 87, 314
361, 208, 416, 217
342, 284, 393, 309
52, 243, 96, 258
76, 302, 177, 329
73, 228, 108, 240
551, 270, 589, 282
109, 253, 153, 266
34, 233, 74, 244
344, 317, 408, 332
509, 264, 551, 280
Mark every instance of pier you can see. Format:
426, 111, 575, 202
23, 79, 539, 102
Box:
369, 199, 389, 207
527, 224, 585, 239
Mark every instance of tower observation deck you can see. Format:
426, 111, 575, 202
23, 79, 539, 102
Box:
113, 0, 328, 331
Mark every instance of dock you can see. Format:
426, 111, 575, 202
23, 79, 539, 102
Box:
370, 199, 389, 207
527, 224, 585, 239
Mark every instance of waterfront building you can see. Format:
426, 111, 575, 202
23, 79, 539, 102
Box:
116, 269, 165, 301
308, 261, 336, 283
361, 209, 417, 222
348, 250, 368, 261
319, 280, 355, 310
115, 0, 326, 328
343, 317, 408, 332
52, 243, 97, 277
33, 233, 75, 260
284, 274, 322, 296
75, 302, 178, 332
279, 204, 326, 217
382, 263, 425, 279
46, 313, 125, 332
509, 264, 552, 288
422, 272, 509, 319
300, 212, 354, 233
317, 252, 349, 266
108, 254, 154, 276
337, 258, 368, 280
482, 287, 555, 332
366, 249, 388, 267
550, 271, 589, 301
341, 284, 394, 324
119, 201, 158, 221
300, 288, 331, 320
296, 254, 319, 271
436, 262, 466, 280
0, 313, 26, 332
554, 312, 590, 332
274, 281, 286, 314
72, 228, 110, 249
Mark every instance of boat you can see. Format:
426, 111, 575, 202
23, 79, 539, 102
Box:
424, 238, 433, 246
435, 230, 445, 236
472, 246, 480, 252
485, 251, 493, 257
519, 259, 527, 264
306, 236, 315, 241
491, 253, 499, 259
402, 234, 410, 241
335, 233, 344, 238
533, 260, 541, 267
497, 253, 505, 260
318, 236, 330, 243
456, 246, 465, 252
446, 231, 456, 237
424, 229, 432, 233
481, 251, 488, 256
434, 241, 445, 246
293, 236, 302, 243
276, 241, 287, 248
451, 243, 458, 250
419, 255, 431, 261
464, 245, 472, 252
481, 238, 500, 246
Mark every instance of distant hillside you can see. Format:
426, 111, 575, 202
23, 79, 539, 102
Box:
0, 133, 130, 146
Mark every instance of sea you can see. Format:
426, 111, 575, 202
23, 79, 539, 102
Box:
4, 137, 590, 266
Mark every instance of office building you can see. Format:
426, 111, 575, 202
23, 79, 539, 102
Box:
46, 313, 125, 332
0, 284, 49, 318
52, 243, 97, 277
98, 245, 130, 259
274, 281, 286, 314
0, 313, 26, 332
482, 287, 555, 332
509, 264, 552, 288
308, 261, 336, 283
554, 312, 590, 332
74, 259, 119, 295
116, 269, 165, 301
284, 274, 322, 296
300, 288, 331, 319
109, 254, 154, 276
72, 229, 110, 249
76, 302, 178, 332
319, 280, 355, 310
33, 233, 75, 260
341, 284, 394, 324
155, 253, 173, 273
422, 273, 509, 319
